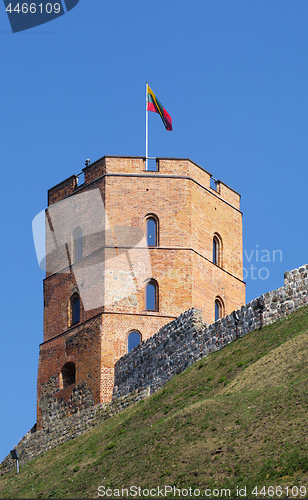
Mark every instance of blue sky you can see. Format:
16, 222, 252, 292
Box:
1, 0, 308, 463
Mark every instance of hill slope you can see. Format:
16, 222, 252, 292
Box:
1, 306, 308, 499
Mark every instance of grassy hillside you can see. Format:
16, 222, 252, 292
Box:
1, 305, 308, 499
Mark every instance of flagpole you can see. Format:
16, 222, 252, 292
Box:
145, 82, 148, 171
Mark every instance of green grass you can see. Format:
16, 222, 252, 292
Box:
2, 305, 308, 498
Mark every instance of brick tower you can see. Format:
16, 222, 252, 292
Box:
37, 156, 245, 429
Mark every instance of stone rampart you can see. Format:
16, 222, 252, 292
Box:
113, 264, 308, 398
0, 387, 149, 475
2, 264, 308, 475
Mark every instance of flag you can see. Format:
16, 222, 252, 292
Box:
147, 85, 172, 131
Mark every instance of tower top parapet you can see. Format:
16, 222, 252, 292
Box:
48, 156, 241, 211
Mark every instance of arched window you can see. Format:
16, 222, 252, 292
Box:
61, 362, 76, 387
213, 234, 222, 267
146, 216, 158, 247
73, 227, 83, 262
127, 331, 142, 353
215, 297, 224, 321
145, 280, 158, 311
71, 294, 80, 325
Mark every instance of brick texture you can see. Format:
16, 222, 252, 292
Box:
37, 156, 245, 428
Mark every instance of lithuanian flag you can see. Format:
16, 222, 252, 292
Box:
147, 85, 172, 131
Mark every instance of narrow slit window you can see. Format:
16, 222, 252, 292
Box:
213, 234, 222, 267
71, 295, 80, 325
213, 238, 218, 264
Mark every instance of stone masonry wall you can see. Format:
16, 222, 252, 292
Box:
0, 387, 150, 476
2, 264, 308, 475
39, 381, 95, 432
113, 264, 308, 397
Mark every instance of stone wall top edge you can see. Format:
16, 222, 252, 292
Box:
288, 264, 308, 275
243, 263, 308, 305
115, 308, 203, 361
114, 262, 308, 375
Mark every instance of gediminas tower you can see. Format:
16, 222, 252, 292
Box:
37, 156, 245, 429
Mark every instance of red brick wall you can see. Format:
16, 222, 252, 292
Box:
43, 269, 103, 342
37, 315, 101, 429
99, 313, 175, 401
37, 156, 245, 426
48, 175, 78, 206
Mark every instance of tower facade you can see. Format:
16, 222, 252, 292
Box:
37, 156, 245, 429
